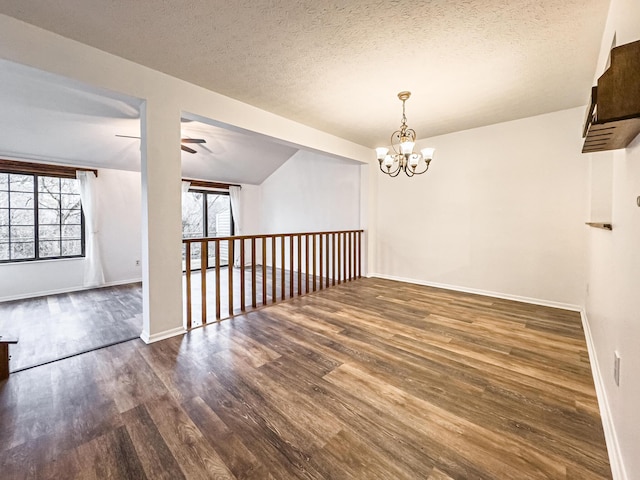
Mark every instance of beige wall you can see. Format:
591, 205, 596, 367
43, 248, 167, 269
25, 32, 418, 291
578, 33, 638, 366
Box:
585, 0, 640, 478
375, 107, 588, 308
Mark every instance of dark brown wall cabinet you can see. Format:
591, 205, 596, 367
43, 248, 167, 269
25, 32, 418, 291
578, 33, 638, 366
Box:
582, 39, 640, 153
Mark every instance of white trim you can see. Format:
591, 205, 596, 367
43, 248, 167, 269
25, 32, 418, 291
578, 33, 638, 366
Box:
140, 326, 186, 344
0, 277, 142, 303
370, 273, 582, 311
580, 309, 627, 480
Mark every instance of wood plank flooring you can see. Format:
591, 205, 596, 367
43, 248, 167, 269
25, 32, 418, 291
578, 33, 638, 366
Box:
0, 278, 612, 479
0, 284, 143, 371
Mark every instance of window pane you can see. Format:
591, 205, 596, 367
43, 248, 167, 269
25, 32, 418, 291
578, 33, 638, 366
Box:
9, 174, 33, 192
60, 178, 79, 194
39, 225, 61, 241
0, 243, 8, 261
10, 225, 34, 241
0, 226, 8, 241
63, 210, 81, 224
38, 191, 60, 209
62, 225, 81, 239
61, 193, 81, 210
182, 192, 204, 238
61, 240, 81, 256
39, 240, 61, 258
10, 209, 34, 225
207, 194, 231, 237
38, 176, 60, 193
0, 209, 7, 226
39, 208, 60, 224
11, 242, 34, 259
10, 191, 34, 209
0, 191, 7, 207
0, 174, 7, 190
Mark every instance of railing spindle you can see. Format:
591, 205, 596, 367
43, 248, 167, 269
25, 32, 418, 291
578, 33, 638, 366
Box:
346, 232, 352, 280
228, 239, 234, 317
185, 242, 192, 329
251, 237, 257, 308
332, 233, 336, 286
215, 240, 221, 320
297, 234, 302, 296
262, 237, 267, 306
319, 234, 323, 290
201, 240, 208, 325
357, 231, 362, 278
280, 235, 285, 300
337, 233, 342, 285
305, 234, 309, 294
271, 236, 277, 303
240, 239, 246, 311
289, 235, 294, 298
312, 234, 317, 292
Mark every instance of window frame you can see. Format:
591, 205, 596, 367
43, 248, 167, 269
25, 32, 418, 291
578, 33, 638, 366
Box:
0, 166, 87, 264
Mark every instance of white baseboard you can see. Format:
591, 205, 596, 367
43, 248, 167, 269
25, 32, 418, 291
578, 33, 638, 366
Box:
370, 273, 582, 312
580, 310, 627, 480
0, 278, 143, 303
140, 326, 186, 344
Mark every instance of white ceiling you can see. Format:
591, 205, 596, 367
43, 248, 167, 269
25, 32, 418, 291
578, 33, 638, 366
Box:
0, 59, 303, 184
0, 0, 610, 147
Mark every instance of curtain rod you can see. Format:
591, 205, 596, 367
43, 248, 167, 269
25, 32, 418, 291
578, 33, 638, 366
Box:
182, 178, 241, 189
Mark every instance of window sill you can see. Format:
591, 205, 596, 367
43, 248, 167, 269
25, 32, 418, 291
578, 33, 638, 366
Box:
0, 256, 85, 266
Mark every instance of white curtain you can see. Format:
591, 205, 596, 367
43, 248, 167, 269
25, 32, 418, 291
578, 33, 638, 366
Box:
229, 185, 242, 267
76, 171, 105, 287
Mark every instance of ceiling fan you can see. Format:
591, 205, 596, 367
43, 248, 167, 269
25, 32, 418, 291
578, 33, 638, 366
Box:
115, 134, 206, 154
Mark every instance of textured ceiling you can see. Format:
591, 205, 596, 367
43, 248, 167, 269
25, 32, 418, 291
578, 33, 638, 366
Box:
0, 0, 610, 147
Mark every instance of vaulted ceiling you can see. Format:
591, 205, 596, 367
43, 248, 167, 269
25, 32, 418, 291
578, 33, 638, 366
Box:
0, 0, 610, 148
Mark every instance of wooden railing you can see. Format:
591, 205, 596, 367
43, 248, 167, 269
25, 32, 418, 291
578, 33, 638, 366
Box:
182, 229, 364, 328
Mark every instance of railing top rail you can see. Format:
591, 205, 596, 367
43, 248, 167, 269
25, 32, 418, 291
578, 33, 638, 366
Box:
183, 229, 364, 243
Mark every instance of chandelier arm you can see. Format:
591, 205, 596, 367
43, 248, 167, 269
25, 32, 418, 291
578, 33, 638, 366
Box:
407, 161, 431, 176
388, 165, 403, 177
379, 159, 402, 177
390, 130, 402, 155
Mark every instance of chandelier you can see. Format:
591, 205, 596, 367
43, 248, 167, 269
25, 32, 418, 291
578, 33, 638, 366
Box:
376, 91, 435, 177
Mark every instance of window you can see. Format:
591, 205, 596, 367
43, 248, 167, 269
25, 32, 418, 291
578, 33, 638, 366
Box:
182, 190, 233, 269
0, 172, 84, 263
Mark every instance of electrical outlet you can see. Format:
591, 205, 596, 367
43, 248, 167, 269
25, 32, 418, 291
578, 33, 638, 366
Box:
135, 259, 140, 266
614, 351, 621, 386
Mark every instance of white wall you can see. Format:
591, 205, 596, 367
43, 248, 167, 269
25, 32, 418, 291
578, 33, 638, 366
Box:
375, 107, 588, 308
0, 168, 142, 301
259, 150, 361, 233
584, 0, 640, 478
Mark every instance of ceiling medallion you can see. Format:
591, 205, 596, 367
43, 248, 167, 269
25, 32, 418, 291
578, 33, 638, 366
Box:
376, 91, 435, 177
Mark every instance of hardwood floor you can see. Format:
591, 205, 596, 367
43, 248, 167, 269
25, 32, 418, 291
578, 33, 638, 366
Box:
0, 283, 142, 371
0, 278, 611, 479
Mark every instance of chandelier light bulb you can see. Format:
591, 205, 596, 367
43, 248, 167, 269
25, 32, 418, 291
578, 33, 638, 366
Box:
420, 147, 435, 161
376, 147, 389, 160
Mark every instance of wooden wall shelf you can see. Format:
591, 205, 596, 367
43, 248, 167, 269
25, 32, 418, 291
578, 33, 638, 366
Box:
582, 40, 640, 153
585, 222, 613, 230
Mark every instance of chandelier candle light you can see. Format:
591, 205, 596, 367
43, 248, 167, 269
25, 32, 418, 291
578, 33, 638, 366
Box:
376, 91, 435, 177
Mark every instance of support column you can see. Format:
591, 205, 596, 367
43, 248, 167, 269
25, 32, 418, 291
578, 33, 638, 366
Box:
139, 98, 185, 343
